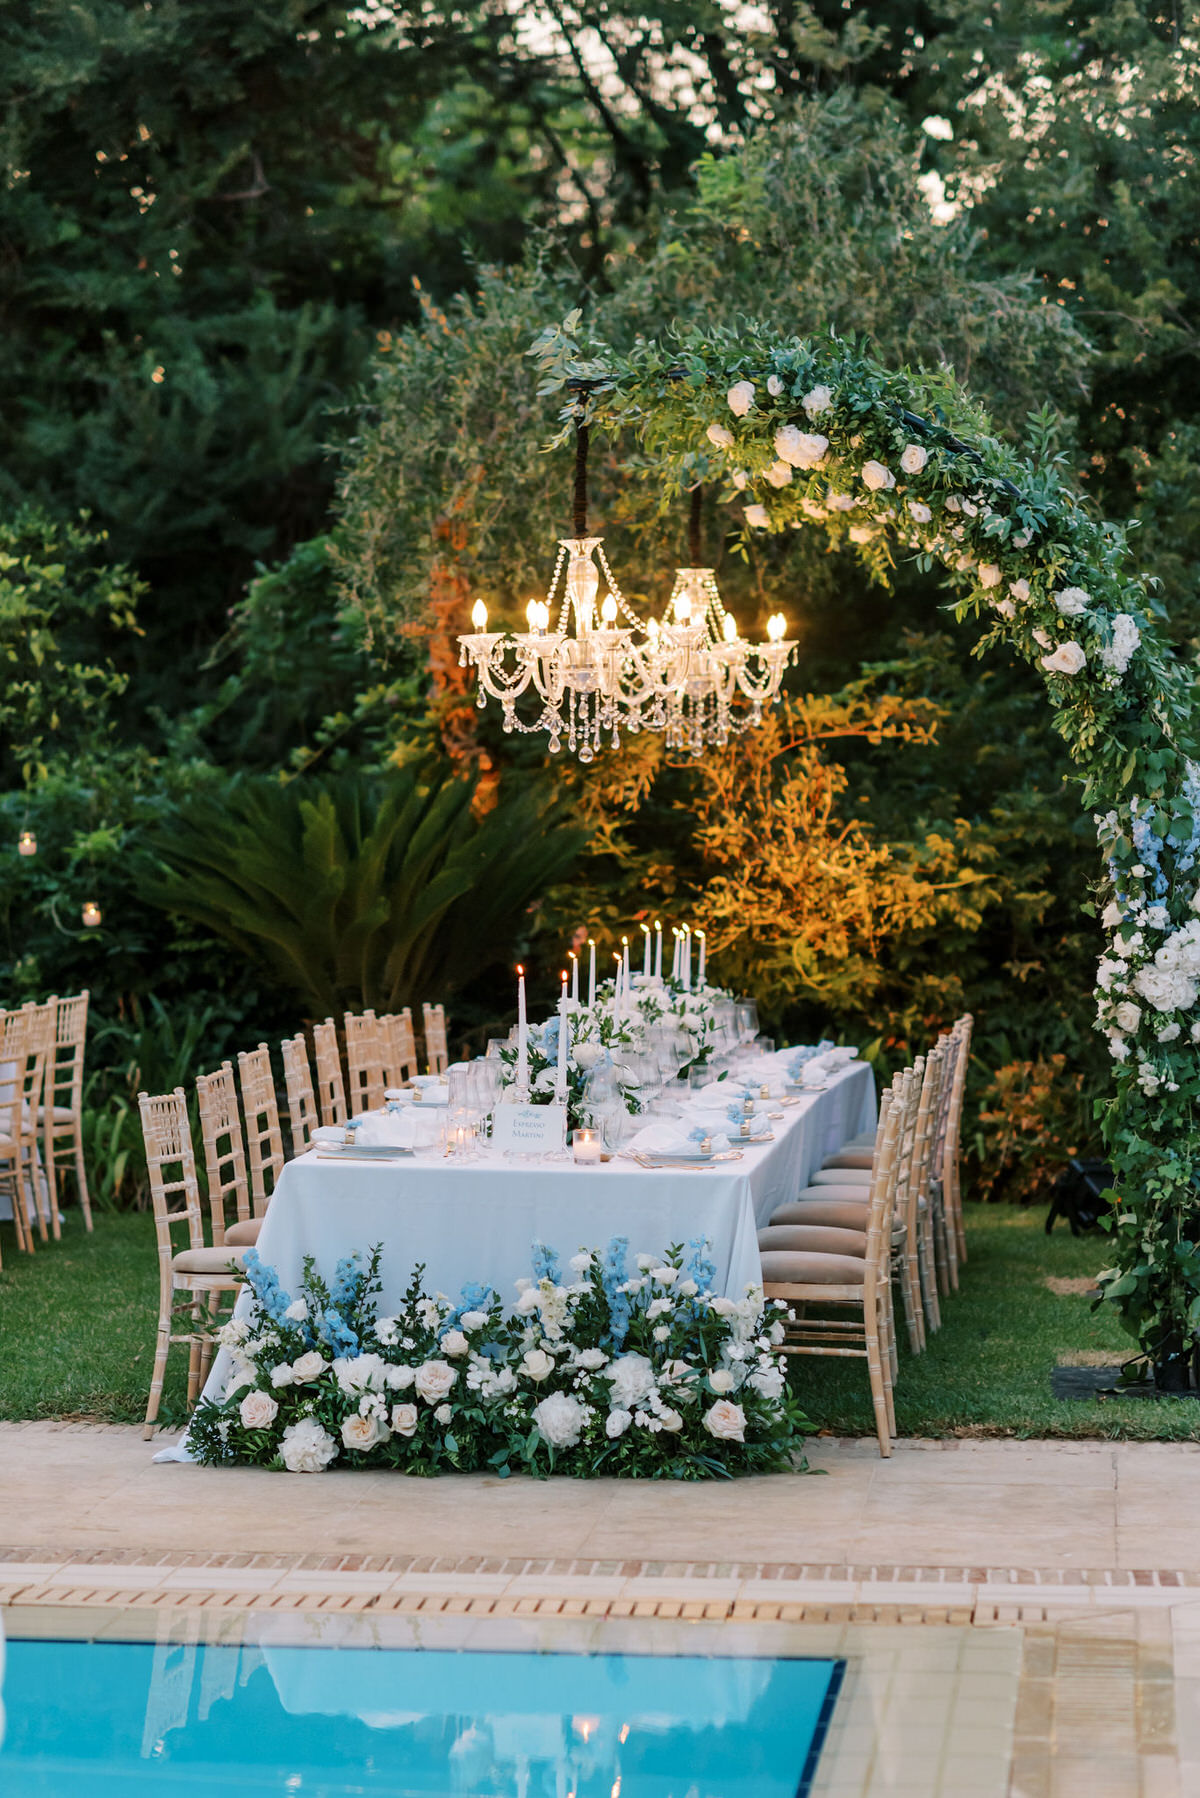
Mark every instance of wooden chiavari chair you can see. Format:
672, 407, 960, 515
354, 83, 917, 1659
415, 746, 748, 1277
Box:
196, 1062, 260, 1248
281, 1032, 319, 1153
757, 1072, 907, 1457
38, 990, 91, 1231
21, 998, 58, 1242
0, 1007, 37, 1260
236, 1044, 285, 1217
422, 1002, 448, 1074
312, 1018, 348, 1126
944, 1013, 973, 1266
139, 1087, 244, 1438
378, 1008, 419, 1086
344, 1010, 386, 1113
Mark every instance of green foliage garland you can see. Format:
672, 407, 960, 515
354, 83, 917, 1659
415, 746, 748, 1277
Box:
529, 313, 1200, 1369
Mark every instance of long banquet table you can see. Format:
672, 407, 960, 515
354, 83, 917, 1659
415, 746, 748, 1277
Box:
155, 1057, 874, 1461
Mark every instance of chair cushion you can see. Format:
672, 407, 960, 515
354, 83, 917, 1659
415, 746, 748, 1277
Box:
761, 1251, 866, 1286
809, 1167, 872, 1186
758, 1223, 866, 1257
223, 1218, 262, 1247
822, 1148, 875, 1170
171, 1247, 246, 1276
36, 1105, 76, 1124
792, 1182, 875, 1203
770, 1198, 869, 1230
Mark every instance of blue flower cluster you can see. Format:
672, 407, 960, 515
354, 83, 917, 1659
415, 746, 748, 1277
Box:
531, 1241, 562, 1283
682, 1236, 716, 1293
241, 1247, 295, 1329
318, 1308, 359, 1357
330, 1255, 363, 1313
444, 1280, 497, 1330
1130, 800, 1169, 899
1177, 768, 1200, 877
599, 1235, 632, 1348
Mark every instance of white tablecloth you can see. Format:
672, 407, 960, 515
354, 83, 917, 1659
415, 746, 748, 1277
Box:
155, 1059, 873, 1461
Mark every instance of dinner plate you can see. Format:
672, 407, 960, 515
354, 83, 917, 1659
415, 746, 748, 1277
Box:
314, 1144, 414, 1160
622, 1148, 744, 1168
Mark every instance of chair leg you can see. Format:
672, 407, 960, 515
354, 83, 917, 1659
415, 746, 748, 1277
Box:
920, 1208, 942, 1333
9, 1164, 34, 1255
41, 1126, 62, 1241
144, 1293, 173, 1440
951, 1164, 967, 1264
25, 1149, 49, 1243
186, 1301, 203, 1409
932, 1192, 953, 1297
865, 1306, 892, 1458
71, 1115, 94, 1230
905, 1240, 925, 1352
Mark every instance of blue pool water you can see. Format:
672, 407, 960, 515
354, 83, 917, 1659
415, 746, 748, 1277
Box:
0, 1636, 841, 1797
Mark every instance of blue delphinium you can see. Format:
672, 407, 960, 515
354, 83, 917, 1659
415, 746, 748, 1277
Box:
241, 1247, 295, 1328
444, 1281, 496, 1330
600, 1234, 632, 1348
330, 1255, 363, 1313
531, 1241, 562, 1284
1130, 800, 1168, 899
683, 1236, 716, 1294
318, 1307, 359, 1357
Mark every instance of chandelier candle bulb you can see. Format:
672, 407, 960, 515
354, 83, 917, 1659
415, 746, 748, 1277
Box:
81, 900, 102, 928
471, 599, 488, 630
641, 922, 651, 977
697, 928, 706, 984
587, 937, 596, 1008
17, 830, 36, 857
516, 965, 529, 1095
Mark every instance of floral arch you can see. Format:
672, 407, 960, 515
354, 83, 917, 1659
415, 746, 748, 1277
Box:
532, 315, 1200, 1372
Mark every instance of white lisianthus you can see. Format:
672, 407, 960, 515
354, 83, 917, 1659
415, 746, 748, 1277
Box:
341, 1412, 388, 1452
978, 564, 1001, 589
605, 1408, 632, 1438
908, 500, 932, 523
290, 1350, 327, 1384
390, 1402, 419, 1436
774, 425, 828, 468
710, 1296, 737, 1317
765, 459, 793, 488
860, 460, 895, 491
284, 1299, 308, 1322
434, 1403, 453, 1424
653, 1325, 670, 1342
767, 373, 784, 396
520, 1347, 556, 1383
385, 1363, 415, 1391
726, 380, 755, 416
533, 1391, 587, 1448
414, 1360, 458, 1404
676, 1278, 698, 1297
515, 1286, 541, 1314
1008, 578, 1031, 602
708, 1367, 736, 1394
279, 1416, 337, 1473
706, 422, 734, 448
802, 384, 833, 416
608, 1352, 657, 1408
703, 1400, 747, 1442
459, 1310, 488, 1332
749, 1365, 786, 1400
647, 1297, 672, 1320
1041, 641, 1087, 676
1054, 586, 1090, 615
900, 443, 928, 474
743, 504, 770, 529
1032, 627, 1053, 649
637, 1253, 658, 1270
569, 1252, 593, 1272
1157, 1022, 1182, 1043
239, 1390, 279, 1431
650, 1266, 677, 1285
826, 491, 856, 512
270, 1363, 295, 1388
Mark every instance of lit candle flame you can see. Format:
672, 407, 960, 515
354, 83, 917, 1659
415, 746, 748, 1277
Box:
471, 598, 488, 630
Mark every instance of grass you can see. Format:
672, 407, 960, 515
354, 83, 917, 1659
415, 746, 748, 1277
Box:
2, 1202, 1198, 1439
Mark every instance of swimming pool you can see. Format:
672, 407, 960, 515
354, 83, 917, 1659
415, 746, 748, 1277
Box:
0, 1634, 841, 1797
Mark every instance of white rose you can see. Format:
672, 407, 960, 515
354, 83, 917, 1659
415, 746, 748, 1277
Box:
651, 1266, 678, 1285
390, 1402, 419, 1437
577, 1347, 608, 1370
1054, 586, 1091, 615
710, 1296, 737, 1317
1042, 641, 1087, 676
341, 1412, 387, 1452
908, 500, 932, 523
515, 1286, 541, 1314
726, 380, 755, 416
459, 1310, 488, 1331
706, 422, 734, 448
280, 1417, 338, 1473
608, 1353, 656, 1409
993, 598, 1016, 620
731, 468, 748, 490
676, 1278, 698, 1297
270, 1363, 295, 1388
743, 504, 770, 529
1102, 900, 1123, 928
290, 1350, 327, 1384
414, 1359, 458, 1405
749, 1365, 785, 1400
900, 443, 928, 474
774, 425, 828, 468
802, 384, 833, 416
1115, 1001, 1142, 1032
521, 1348, 556, 1383
703, 1400, 747, 1442
767, 373, 784, 396
1008, 578, 1030, 602
533, 1390, 587, 1448
435, 1403, 453, 1424
385, 1364, 415, 1391
239, 1390, 279, 1432
657, 1407, 683, 1432
606, 1408, 632, 1438
333, 1353, 387, 1396
440, 1330, 469, 1358
765, 459, 793, 488
978, 564, 1001, 589
284, 1299, 308, 1322
708, 1367, 736, 1394
573, 1043, 602, 1070
861, 460, 895, 491
569, 1252, 593, 1272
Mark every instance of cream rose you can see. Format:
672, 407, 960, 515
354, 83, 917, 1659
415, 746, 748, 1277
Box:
703, 1399, 747, 1442
802, 384, 833, 416
341, 1412, 388, 1452
414, 1359, 458, 1404
726, 380, 755, 416
774, 425, 828, 469
434, 1403, 453, 1424
1008, 578, 1030, 602
900, 443, 928, 474
765, 459, 793, 488
1041, 641, 1087, 676
239, 1390, 279, 1432
440, 1329, 469, 1358
860, 460, 895, 491
706, 422, 734, 449
521, 1347, 556, 1383
767, 373, 784, 397
290, 1350, 327, 1384
743, 504, 770, 529
606, 1408, 632, 1438
908, 500, 932, 523
978, 564, 1001, 589
708, 1367, 736, 1395
390, 1402, 419, 1437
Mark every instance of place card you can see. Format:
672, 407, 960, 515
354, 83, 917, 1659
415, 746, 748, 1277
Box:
491, 1102, 568, 1155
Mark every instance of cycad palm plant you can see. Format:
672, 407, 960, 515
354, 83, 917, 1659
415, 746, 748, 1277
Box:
146, 764, 583, 1016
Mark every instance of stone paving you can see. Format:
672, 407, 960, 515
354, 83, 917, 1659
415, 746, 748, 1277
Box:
2, 1422, 1199, 1794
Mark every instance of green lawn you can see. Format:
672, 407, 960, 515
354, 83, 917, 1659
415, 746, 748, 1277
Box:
1, 1204, 1197, 1438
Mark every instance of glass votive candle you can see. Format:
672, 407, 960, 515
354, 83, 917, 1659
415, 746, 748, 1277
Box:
81, 900, 102, 928
573, 1127, 602, 1164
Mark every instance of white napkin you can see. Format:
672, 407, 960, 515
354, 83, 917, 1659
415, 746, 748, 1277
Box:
312, 1125, 346, 1147
626, 1121, 731, 1156
407, 1084, 449, 1107
352, 1111, 419, 1149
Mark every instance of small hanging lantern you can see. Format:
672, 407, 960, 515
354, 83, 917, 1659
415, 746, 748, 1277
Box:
17, 830, 37, 857
81, 900, 102, 928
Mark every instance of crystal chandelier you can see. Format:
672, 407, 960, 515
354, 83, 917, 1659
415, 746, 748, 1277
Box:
457, 386, 797, 763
